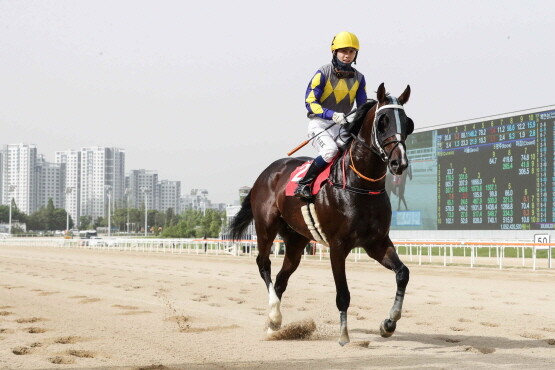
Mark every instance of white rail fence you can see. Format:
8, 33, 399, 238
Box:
0, 237, 553, 271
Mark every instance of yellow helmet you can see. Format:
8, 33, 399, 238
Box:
330, 31, 360, 51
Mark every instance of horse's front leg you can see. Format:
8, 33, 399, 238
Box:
372, 240, 410, 338
330, 247, 351, 346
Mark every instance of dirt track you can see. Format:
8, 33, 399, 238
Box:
0, 245, 554, 369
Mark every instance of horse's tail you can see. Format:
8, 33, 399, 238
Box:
229, 190, 254, 241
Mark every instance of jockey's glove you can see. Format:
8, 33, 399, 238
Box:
332, 112, 348, 125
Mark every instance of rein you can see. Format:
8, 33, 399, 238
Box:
348, 145, 386, 182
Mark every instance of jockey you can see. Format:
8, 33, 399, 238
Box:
294, 31, 368, 200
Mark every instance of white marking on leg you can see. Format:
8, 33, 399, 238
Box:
389, 298, 403, 321
267, 283, 282, 334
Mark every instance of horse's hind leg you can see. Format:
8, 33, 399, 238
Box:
367, 238, 410, 338
254, 211, 282, 333
274, 225, 309, 300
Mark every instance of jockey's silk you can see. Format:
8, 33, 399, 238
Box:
305, 63, 367, 120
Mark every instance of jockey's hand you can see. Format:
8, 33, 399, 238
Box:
332, 112, 348, 125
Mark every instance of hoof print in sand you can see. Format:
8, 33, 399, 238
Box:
12, 346, 32, 355
464, 346, 495, 354
113, 304, 150, 315
437, 337, 461, 343
480, 322, 499, 327
26, 327, 47, 333
38, 291, 59, 296
49, 356, 75, 364
16, 317, 45, 324
67, 349, 96, 358
55, 336, 82, 344
79, 298, 101, 304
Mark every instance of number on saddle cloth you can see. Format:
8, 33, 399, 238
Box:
285, 160, 334, 197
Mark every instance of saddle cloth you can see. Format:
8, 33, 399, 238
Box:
285, 159, 334, 197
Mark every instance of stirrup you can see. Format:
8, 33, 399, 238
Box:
294, 184, 314, 201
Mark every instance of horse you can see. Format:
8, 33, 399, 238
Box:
387, 164, 413, 211
230, 83, 414, 346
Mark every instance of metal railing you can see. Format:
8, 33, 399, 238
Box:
0, 237, 553, 271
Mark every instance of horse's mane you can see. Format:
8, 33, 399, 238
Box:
345, 100, 377, 136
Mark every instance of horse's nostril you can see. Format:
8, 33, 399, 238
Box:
390, 160, 399, 167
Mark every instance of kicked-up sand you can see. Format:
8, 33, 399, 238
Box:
0, 245, 554, 369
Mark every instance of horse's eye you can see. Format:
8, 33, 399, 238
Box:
377, 115, 388, 133
405, 118, 414, 136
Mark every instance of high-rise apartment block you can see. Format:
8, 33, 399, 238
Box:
0, 143, 220, 232
1, 144, 38, 214
55, 150, 81, 225
127, 169, 158, 210
159, 180, 181, 213
36, 155, 65, 209
80, 147, 125, 220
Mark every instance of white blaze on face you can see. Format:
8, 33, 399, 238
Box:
397, 140, 407, 165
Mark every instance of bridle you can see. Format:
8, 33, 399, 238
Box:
351, 99, 407, 163
345, 99, 408, 186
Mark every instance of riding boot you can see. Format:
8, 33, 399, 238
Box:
294, 160, 325, 201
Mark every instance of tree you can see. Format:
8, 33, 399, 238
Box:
0, 202, 28, 225
27, 198, 72, 231
80, 216, 93, 230
161, 209, 224, 238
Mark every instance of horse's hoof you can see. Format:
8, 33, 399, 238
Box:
267, 320, 281, 332
338, 337, 350, 346
380, 319, 396, 338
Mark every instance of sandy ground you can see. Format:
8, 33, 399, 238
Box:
0, 245, 554, 369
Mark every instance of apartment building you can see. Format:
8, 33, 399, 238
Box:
127, 169, 158, 210
36, 154, 65, 209
55, 150, 81, 225
1, 144, 38, 214
158, 180, 181, 213
80, 147, 125, 220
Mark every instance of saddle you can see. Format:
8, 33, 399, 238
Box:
285, 158, 336, 197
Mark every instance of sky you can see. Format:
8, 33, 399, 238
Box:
1, 0, 554, 204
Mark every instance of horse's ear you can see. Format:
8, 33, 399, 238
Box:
398, 85, 411, 105
377, 83, 386, 103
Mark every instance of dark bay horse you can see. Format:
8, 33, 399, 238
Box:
230, 83, 413, 345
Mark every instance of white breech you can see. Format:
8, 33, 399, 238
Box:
308, 118, 351, 162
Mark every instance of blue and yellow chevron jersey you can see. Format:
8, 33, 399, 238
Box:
305, 63, 367, 120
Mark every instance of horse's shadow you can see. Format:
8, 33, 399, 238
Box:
351, 328, 555, 350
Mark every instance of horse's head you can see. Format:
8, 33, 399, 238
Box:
363, 83, 413, 175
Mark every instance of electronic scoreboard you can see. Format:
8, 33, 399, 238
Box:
435, 109, 555, 230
